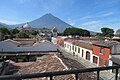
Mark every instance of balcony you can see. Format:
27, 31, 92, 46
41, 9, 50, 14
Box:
0, 65, 120, 80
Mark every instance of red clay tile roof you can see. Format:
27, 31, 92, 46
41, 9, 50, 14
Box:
65, 39, 78, 44
13, 38, 35, 41
13, 62, 34, 67
92, 41, 120, 47
16, 54, 75, 80
75, 41, 92, 50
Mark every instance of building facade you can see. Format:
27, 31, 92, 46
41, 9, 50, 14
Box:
17, 23, 58, 38
92, 44, 110, 66
63, 38, 120, 67
64, 39, 94, 65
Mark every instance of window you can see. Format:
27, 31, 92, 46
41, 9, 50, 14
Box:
72, 46, 74, 50
17, 45, 20, 47
70, 46, 71, 51
99, 58, 104, 66
82, 50, 84, 57
86, 51, 90, 60
64, 44, 66, 47
93, 56, 98, 64
67, 44, 69, 48
100, 47, 104, 54
75, 46, 77, 51
78, 48, 80, 53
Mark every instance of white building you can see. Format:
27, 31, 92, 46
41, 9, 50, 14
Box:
64, 39, 93, 64
17, 23, 58, 38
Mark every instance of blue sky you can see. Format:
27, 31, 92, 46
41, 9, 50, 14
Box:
0, 0, 120, 32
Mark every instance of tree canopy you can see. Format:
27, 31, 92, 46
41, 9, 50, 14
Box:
11, 28, 20, 35
0, 27, 11, 40
0, 27, 11, 35
30, 29, 38, 35
101, 27, 114, 38
63, 27, 90, 36
16, 32, 29, 38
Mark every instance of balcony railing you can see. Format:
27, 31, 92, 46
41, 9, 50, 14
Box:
0, 65, 120, 80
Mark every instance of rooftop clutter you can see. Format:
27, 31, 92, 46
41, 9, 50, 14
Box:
0, 39, 58, 53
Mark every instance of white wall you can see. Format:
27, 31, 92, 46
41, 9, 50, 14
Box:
64, 41, 93, 64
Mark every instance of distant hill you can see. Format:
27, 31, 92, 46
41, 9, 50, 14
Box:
116, 29, 120, 35
90, 31, 97, 35
0, 24, 3, 27
0, 22, 10, 29
1, 13, 97, 34
11, 13, 73, 32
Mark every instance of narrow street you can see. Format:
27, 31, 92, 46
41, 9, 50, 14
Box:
59, 47, 116, 80
58, 52, 103, 80
59, 47, 97, 68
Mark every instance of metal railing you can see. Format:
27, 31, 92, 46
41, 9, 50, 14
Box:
0, 65, 120, 80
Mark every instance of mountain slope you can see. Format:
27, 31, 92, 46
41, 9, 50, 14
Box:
28, 13, 73, 32
0, 24, 3, 27
13, 13, 72, 32
0, 22, 10, 29
90, 31, 97, 35
5, 13, 97, 34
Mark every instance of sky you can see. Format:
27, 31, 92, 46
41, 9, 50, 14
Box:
0, 0, 120, 32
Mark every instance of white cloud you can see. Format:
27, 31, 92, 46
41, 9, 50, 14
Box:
82, 20, 100, 26
70, 23, 75, 26
0, 20, 18, 25
67, 18, 71, 21
67, 18, 75, 26
102, 12, 114, 17
80, 16, 92, 19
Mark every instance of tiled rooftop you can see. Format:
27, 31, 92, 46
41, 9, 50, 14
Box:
16, 54, 75, 80
13, 38, 35, 41
75, 41, 92, 50
65, 39, 78, 44
92, 41, 120, 47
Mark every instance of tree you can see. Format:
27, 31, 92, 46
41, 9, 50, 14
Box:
16, 32, 29, 38
58, 32, 63, 36
101, 27, 114, 38
0, 27, 10, 35
96, 33, 104, 40
96, 32, 102, 36
11, 28, 20, 35
30, 30, 38, 35
63, 27, 90, 36
0, 27, 11, 40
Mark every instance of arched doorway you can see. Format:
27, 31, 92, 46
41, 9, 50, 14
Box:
86, 51, 90, 61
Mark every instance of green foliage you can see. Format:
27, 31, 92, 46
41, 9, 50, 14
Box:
101, 27, 114, 38
63, 27, 90, 36
116, 34, 120, 37
96, 33, 102, 37
29, 56, 36, 61
0, 56, 5, 61
16, 32, 29, 38
30, 29, 38, 35
58, 32, 63, 36
0, 27, 11, 40
16, 56, 36, 62
11, 28, 20, 35
0, 27, 10, 35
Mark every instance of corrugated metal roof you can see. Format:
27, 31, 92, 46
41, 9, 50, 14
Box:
110, 55, 120, 64
0, 40, 58, 53
92, 41, 120, 48
110, 45, 120, 54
